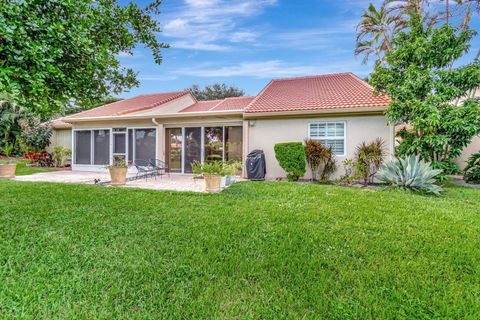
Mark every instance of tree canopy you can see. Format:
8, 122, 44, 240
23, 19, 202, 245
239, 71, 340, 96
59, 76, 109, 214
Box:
370, 14, 480, 172
0, 0, 168, 118
187, 83, 245, 101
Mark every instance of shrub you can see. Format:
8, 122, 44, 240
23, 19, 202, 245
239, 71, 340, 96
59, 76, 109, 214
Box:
378, 155, 443, 195
192, 161, 243, 176
19, 117, 52, 152
304, 139, 324, 181
274, 142, 306, 181
338, 159, 363, 185
321, 149, 337, 181
0, 142, 14, 158
355, 138, 386, 185
24, 150, 53, 167
463, 152, 480, 184
304, 139, 337, 181
52, 146, 71, 167
106, 155, 127, 169
432, 160, 461, 182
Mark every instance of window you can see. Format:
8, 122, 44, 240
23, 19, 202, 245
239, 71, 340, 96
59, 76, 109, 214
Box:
75, 131, 92, 164
225, 126, 243, 161
113, 133, 126, 154
204, 127, 223, 162
309, 122, 346, 155
134, 128, 156, 161
93, 130, 110, 165
75, 130, 111, 165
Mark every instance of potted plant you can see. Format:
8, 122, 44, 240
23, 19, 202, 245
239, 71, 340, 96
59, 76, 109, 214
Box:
0, 143, 17, 179
200, 161, 223, 192
224, 161, 242, 186
106, 156, 128, 186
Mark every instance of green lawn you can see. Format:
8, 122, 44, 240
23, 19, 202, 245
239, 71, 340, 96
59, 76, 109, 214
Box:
1, 180, 479, 319
0, 159, 56, 176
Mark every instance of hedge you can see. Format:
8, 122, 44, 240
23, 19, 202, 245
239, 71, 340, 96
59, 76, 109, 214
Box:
274, 142, 306, 181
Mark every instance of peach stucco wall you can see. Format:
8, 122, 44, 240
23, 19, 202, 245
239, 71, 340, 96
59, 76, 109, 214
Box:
246, 114, 394, 180
455, 136, 480, 170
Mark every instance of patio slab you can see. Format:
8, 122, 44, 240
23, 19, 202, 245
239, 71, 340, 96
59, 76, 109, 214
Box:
13, 171, 207, 192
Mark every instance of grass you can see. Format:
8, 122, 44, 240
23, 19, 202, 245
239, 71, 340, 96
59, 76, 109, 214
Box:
0, 180, 479, 319
0, 159, 56, 176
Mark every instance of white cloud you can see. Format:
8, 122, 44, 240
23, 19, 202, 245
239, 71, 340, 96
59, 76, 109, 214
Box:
230, 31, 258, 43
162, 0, 276, 51
185, 0, 221, 7
173, 60, 367, 78
269, 20, 358, 50
138, 75, 179, 81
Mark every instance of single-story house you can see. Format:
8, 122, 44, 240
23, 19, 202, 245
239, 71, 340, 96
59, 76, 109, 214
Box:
50, 72, 478, 179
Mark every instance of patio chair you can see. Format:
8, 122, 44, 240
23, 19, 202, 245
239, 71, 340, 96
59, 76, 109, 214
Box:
149, 159, 170, 178
133, 159, 157, 181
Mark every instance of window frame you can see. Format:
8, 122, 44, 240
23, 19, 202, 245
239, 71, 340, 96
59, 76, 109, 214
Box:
73, 128, 111, 165
72, 126, 157, 166
308, 121, 347, 157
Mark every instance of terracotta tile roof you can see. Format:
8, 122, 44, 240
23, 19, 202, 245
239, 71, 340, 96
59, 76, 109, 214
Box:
67, 91, 191, 118
214, 96, 255, 111
180, 96, 254, 113
49, 118, 72, 129
180, 100, 223, 112
245, 73, 389, 113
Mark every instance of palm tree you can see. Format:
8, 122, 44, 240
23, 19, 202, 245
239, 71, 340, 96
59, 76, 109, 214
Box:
385, 0, 444, 27
449, 1, 480, 98
355, 3, 402, 64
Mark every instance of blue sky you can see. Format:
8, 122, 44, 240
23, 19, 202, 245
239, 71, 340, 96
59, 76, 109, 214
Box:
117, 0, 480, 98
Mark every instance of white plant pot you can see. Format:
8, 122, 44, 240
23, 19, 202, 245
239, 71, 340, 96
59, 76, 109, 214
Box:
220, 176, 227, 189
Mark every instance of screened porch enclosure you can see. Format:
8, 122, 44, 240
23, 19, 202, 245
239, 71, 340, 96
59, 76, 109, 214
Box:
73, 128, 156, 166
166, 126, 243, 174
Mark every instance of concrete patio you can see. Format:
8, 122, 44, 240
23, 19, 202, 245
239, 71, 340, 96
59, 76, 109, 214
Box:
13, 171, 206, 192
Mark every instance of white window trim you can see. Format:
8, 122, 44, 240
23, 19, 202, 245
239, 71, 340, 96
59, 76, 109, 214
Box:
308, 121, 347, 157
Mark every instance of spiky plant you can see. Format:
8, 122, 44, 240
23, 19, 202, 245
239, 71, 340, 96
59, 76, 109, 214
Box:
378, 155, 443, 195
463, 151, 480, 184
355, 138, 387, 185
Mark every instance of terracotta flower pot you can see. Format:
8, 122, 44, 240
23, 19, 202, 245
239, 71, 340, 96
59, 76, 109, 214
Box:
204, 174, 222, 192
0, 164, 16, 178
109, 167, 128, 186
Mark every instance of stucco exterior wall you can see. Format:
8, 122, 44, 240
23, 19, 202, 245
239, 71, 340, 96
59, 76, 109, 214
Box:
49, 129, 72, 152
455, 136, 480, 170
246, 114, 394, 180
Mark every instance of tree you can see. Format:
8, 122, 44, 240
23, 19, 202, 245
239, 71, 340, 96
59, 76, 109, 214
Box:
187, 83, 245, 101
355, 1, 446, 64
370, 14, 480, 172
64, 97, 124, 116
355, 3, 402, 64
0, 95, 24, 156
0, 0, 168, 118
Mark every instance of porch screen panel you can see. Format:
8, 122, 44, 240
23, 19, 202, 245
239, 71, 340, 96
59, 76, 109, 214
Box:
204, 127, 223, 162
134, 128, 156, 161
93, 130, 110, 165
128, 129, 133, 163
114, 133, 126, 154
166, 128, 182, 173
184, 127, 201, 173
225, 126, 243, 162
75, 131, 91, 164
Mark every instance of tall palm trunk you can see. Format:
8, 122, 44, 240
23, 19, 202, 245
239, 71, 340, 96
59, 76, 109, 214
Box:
446, 0, 449, 25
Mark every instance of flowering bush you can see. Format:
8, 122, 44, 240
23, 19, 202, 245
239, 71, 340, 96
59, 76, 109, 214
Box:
24, 150, 53, 167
